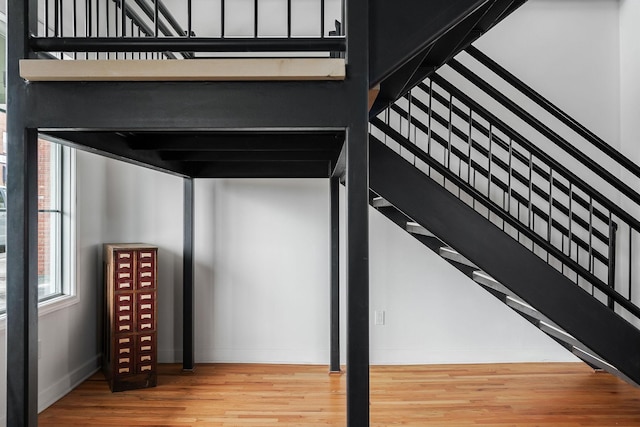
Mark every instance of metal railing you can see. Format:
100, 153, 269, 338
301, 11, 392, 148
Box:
370, 48, 640, 325
31, 0, 346, 59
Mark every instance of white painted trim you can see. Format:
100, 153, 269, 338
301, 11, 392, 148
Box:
20, 58, 346, 81
38, 355, 101, 413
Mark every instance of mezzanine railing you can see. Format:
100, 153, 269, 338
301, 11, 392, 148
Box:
31, 0, 345, 59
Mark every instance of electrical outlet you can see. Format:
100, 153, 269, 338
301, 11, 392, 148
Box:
374, 310, 385, 326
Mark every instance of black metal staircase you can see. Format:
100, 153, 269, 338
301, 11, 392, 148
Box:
368, 45, 640, 386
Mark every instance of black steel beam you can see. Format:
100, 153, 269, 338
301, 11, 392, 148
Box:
30, 37, 346, 53
25, 82, 351, 130
44, 131, 188, 177
7, 0, 39, 424
159, 150, 339, 162
369, 138, 640, 386
128, 132, 345, 151
329, 176, 341, 373
183, 178, 195, 371
369, 0, 489, 86
346, 0, 370, 422
187, 160, 332, 179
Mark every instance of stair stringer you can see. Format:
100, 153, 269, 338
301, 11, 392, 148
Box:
369, 138, 640, 385
370, 0, 490, 87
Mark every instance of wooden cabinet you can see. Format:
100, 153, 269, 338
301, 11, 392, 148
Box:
103, 244, 158, 392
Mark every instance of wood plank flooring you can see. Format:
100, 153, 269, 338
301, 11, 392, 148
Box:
39, 363, 640, 426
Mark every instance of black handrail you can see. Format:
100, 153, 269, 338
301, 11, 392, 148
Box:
30, 37, 347, 53
466, 45, 640, 182
448, 58, 640, 209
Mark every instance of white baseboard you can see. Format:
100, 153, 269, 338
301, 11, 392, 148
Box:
38, 354, 101, 413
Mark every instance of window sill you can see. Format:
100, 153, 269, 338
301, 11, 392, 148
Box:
0, 293, 79, 331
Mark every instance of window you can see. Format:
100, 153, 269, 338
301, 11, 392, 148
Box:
0, 121, 73, 315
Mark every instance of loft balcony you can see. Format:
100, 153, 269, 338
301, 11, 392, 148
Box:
21, 0, 348, 82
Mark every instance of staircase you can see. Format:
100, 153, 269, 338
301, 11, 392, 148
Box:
368, 45, 640, 386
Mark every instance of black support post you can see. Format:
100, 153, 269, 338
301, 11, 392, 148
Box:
183, 178, 195, 371
7, 0, 40, 425
329, 176, 341, 373
345, 0, 370, 423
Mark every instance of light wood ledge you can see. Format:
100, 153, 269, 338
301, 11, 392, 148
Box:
19, 58, 346, 82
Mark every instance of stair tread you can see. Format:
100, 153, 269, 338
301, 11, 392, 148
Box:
439, 247, 478, 268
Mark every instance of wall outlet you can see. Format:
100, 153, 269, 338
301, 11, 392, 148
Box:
374, 310, 385, 326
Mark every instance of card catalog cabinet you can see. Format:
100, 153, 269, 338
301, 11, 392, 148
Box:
103, 244, 158, 392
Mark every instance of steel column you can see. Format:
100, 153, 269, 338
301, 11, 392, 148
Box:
345, 0, 370, 422
7, 0, 39, 424
329, 177, 341, 373
183, 178, 195, 371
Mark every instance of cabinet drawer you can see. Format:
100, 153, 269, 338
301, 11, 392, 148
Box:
137, 333, 155, 353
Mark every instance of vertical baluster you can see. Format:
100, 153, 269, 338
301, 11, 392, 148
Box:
320, 0, 325, 37
221, 0, 225, 38
187, 0, 192, 37
629, 228, 633, 302
113, 0, 118, 37
46, 0, 50, 37
407, 89, 412, 142
54, 0, 59, 36
507, 138, 513, 215
287, 0, 292, 37
487, 124, 493, 200
95, 0, 100, 38
467, 109, 473, 186
528, 151, 533, 229
254, 0, 259, 37
447, 95, 453, 169
607, 212, 616, 310
568, 183, 574, 258
427, 81, 433, 159
548, 169, 553, 245
588, 197, 594, 273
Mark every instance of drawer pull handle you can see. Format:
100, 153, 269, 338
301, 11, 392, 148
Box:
140, 252, 152, 258
119, 348, 130, 354
140, 281, 152, 287
140, 294, 152, 300
140, 272, 152, 278
119, 295, 131, 302
119, 315, 130, 321
119, 305, 130, 311
118, 368, 130, 374
119, 358, 130, 364
141, 323, 152, 329
140, 304, 152, 310
141, 262, 152, 268
141, 336, 152, 342
119, 263, 131, 269
141, 314, 152, 320
141, 345, 152, 351
141, 355, 152, 362
140, 365, 152, 372
118, 338, 130, 344
119, 325, 130, 331
119, 273, 131, 279
118, 253, 131, 259
118, 282, 131, 289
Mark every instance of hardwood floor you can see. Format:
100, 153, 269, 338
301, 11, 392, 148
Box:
39, 363, 640, 426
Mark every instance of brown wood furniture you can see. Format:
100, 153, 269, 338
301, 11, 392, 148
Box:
103, 243, 158, 392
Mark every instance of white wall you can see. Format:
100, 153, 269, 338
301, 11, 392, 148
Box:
620, 0, 640, 163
